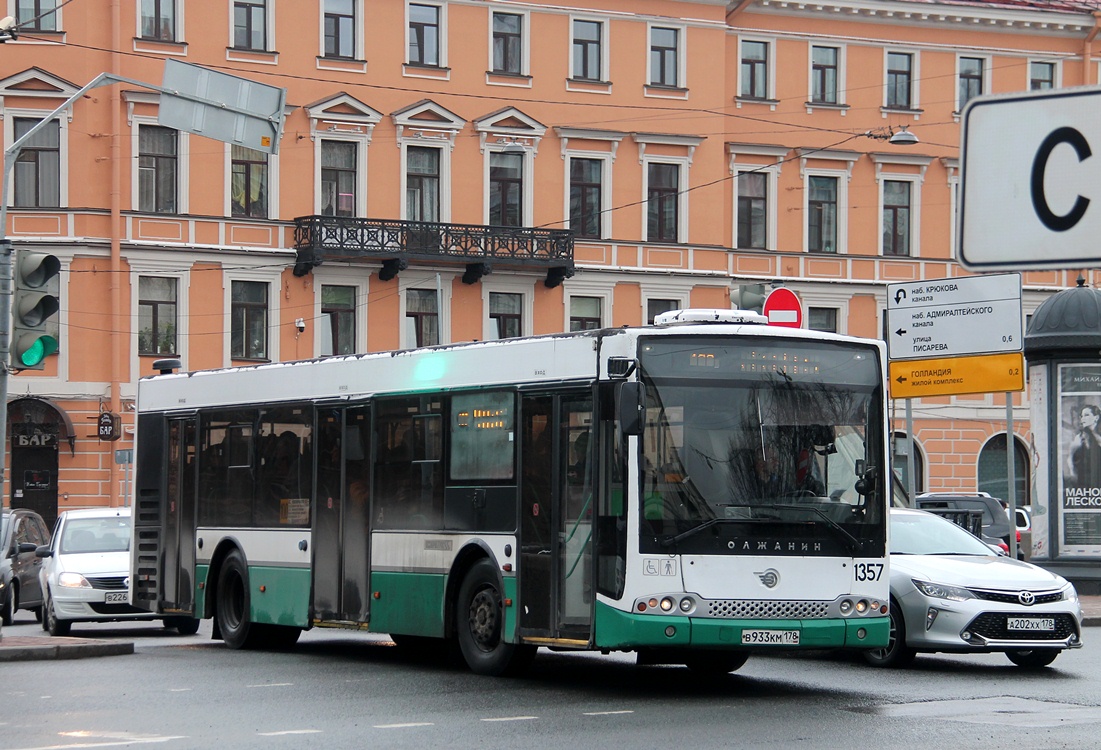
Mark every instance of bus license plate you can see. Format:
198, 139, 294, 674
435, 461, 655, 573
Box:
1007, 617, 1054, 631
741, 629, 799, 645
104, 592, 128, 604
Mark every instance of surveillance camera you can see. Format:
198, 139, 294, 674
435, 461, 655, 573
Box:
294, 318, 305, 333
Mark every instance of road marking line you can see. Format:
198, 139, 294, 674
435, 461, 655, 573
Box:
373, 723, 434, 729
258, 730, 323, 736
583, 710, 634, 716
246, 683, 293, 688
481, 716, 537, 723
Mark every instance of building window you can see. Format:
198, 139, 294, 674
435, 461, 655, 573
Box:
140, 0, 175, 40
407, 146, 440, 222
1030, 62, 1055, 91
647, 298, 678, 324
321, 284, 356, 356
138, 125, 177, 214
490, 151, 523, 227
958, 57, 984, 111
138, 276, 177, 356
408, 3, 440, 67
231, 281, 268, 360
570, 296, 602, 331
647, 162, 679, 242
740, 40, 769, 99
808, 175, 838, 253
489, 292, 522, 339
572, 20, 602, 81
233, 0, 267, 50
321, 141, 357, 217
978, 434, 1029, 506
569, 157, 602, 239
650, 27, 679, 87
882, 180, 911, 257
736, 171, 767, 249
811, 46, 838, 104
13, 118, 60, 208
886, 52, 913, 109
406, 289, 439, 347
18, 1, 58, 31
892, 432, 925, 496
807, 307, 837, 333
324, 0, 355, 58
492, 12, 522, 75
231, 145, 267, 218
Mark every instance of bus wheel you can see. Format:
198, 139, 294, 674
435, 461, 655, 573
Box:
684, 650, 749, 675
456, 559, 535, 676
216, 549, 256, 649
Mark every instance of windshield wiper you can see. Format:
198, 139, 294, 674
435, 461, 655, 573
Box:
765, 504, 863, 554
658, 517, 772, 548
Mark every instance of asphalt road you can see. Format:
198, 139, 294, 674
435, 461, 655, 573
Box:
1, 612, 1100, 749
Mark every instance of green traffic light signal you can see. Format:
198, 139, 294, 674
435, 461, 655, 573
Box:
11, 249, 61, 371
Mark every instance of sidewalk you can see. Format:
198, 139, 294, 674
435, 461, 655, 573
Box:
1, 597, 1098, 662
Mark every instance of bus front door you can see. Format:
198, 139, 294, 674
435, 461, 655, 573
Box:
519, 393, 594, 644
164, 417, 197, 613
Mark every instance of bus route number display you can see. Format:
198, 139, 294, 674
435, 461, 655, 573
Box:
455, 407, 510, 430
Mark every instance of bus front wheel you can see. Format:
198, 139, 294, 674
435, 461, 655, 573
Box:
216, 549, 257, 649
455, 559, 535, 676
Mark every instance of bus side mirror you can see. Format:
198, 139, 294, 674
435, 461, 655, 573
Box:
617, 382, 645, 437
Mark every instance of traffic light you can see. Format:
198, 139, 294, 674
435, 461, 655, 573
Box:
11, 249, 61, 370
730, 283, 767, 315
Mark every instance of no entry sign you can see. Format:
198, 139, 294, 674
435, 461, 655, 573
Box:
762, 287, 803, 328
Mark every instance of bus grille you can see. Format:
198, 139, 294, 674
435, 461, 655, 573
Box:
707, 600, 829, 619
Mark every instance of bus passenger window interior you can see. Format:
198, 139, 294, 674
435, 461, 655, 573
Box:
373, 398, 443, 529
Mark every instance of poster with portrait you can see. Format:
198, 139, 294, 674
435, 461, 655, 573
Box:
1057, 364, 1101, 555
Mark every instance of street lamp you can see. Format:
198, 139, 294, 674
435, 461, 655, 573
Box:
864, 125, 919, 146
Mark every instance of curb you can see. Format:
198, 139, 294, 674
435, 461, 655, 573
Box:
0, 636, 134, 662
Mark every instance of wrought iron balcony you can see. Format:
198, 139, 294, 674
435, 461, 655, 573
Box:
293, 215, 575, 287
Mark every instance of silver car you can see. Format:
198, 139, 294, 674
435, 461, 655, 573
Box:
865, 507, 1083, 668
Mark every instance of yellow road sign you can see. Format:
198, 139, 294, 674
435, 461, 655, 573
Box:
889, 352, 1024, 399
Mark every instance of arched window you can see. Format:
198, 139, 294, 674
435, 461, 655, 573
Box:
977, 433, 1029, 506
891, 431, 924, 497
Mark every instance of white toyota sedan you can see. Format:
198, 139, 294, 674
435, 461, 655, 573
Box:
36, 507, 198, 636
865, 507, 1083, 669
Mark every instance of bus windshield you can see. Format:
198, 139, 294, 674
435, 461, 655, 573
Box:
637, 336, 885, 556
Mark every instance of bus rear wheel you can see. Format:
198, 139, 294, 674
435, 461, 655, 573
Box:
216, 549, 259, 649
456, 559, 535, 676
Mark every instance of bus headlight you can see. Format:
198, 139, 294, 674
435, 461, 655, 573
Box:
839, 599, 853, 615
679, 597, 695, 613
660, 597, 675, 612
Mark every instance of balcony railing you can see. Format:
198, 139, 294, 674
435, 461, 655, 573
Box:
293, 215, 575, 287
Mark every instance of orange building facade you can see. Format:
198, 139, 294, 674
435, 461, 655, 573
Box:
1, 0, 1098, 520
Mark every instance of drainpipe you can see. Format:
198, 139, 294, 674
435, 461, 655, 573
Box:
1084, 12, 1101, 86
109, 0, 122, 505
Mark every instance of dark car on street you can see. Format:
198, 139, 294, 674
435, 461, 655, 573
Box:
914, 492, 1018, 556
1, 507, 51, 625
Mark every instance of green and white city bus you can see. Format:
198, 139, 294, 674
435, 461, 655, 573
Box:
131, 308, 890, 675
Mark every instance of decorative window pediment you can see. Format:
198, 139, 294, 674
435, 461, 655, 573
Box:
391, 99, 466, 149
0, 68, 80, 119
306, 93, 383, 142
474, 106, 546, 153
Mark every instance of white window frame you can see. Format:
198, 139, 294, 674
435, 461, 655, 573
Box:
647, 22, 686, 89
315, 136, 368, 217
641, 154, 690, 244
224, 271, 279, 364
129, 260, 189, 371
728, 144, 787, 252
8, 0, 64, 31
135, 0, 185, 43
312, 270, 368, 357
131, 115, 190, 214
641, 280, 693, 324
481, 277, 534, 341
955, 53, 991, 114
227, 0, 275, 52
223, 142, 279, 219
406, 1, 447, 68
4, 108, 69, 209
801, 168, 848, 254
796, 286, 851, 333
483, 143, 533, 227
877, 174, 921, 258
487, 8, 530, 77
400, 140, 451, 222
317, 0, 364, 60
807, 42, 845, 107
737, 36, 776, 103
1027, 58, 1061, 90
883, 48, 920, 112
563, 278, 614, 331
943, 156, 959, 261
568, 15, 609, 82
563, 149, 613, 241
399, 270, 455, 349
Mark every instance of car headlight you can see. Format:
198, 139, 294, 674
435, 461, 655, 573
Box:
58, 572, 92, 589
912, 579, 975, 602
1063, 584, 1078, 603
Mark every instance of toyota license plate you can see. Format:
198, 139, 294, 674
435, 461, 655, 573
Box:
1007, 617, 1054, 631
741, 629, 799, 645
104, 591, 129, 604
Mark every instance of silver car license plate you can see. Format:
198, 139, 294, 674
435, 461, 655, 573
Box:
741, 629, 800, 645
1006, 617, 1054, 631
104, 591, 128, 603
